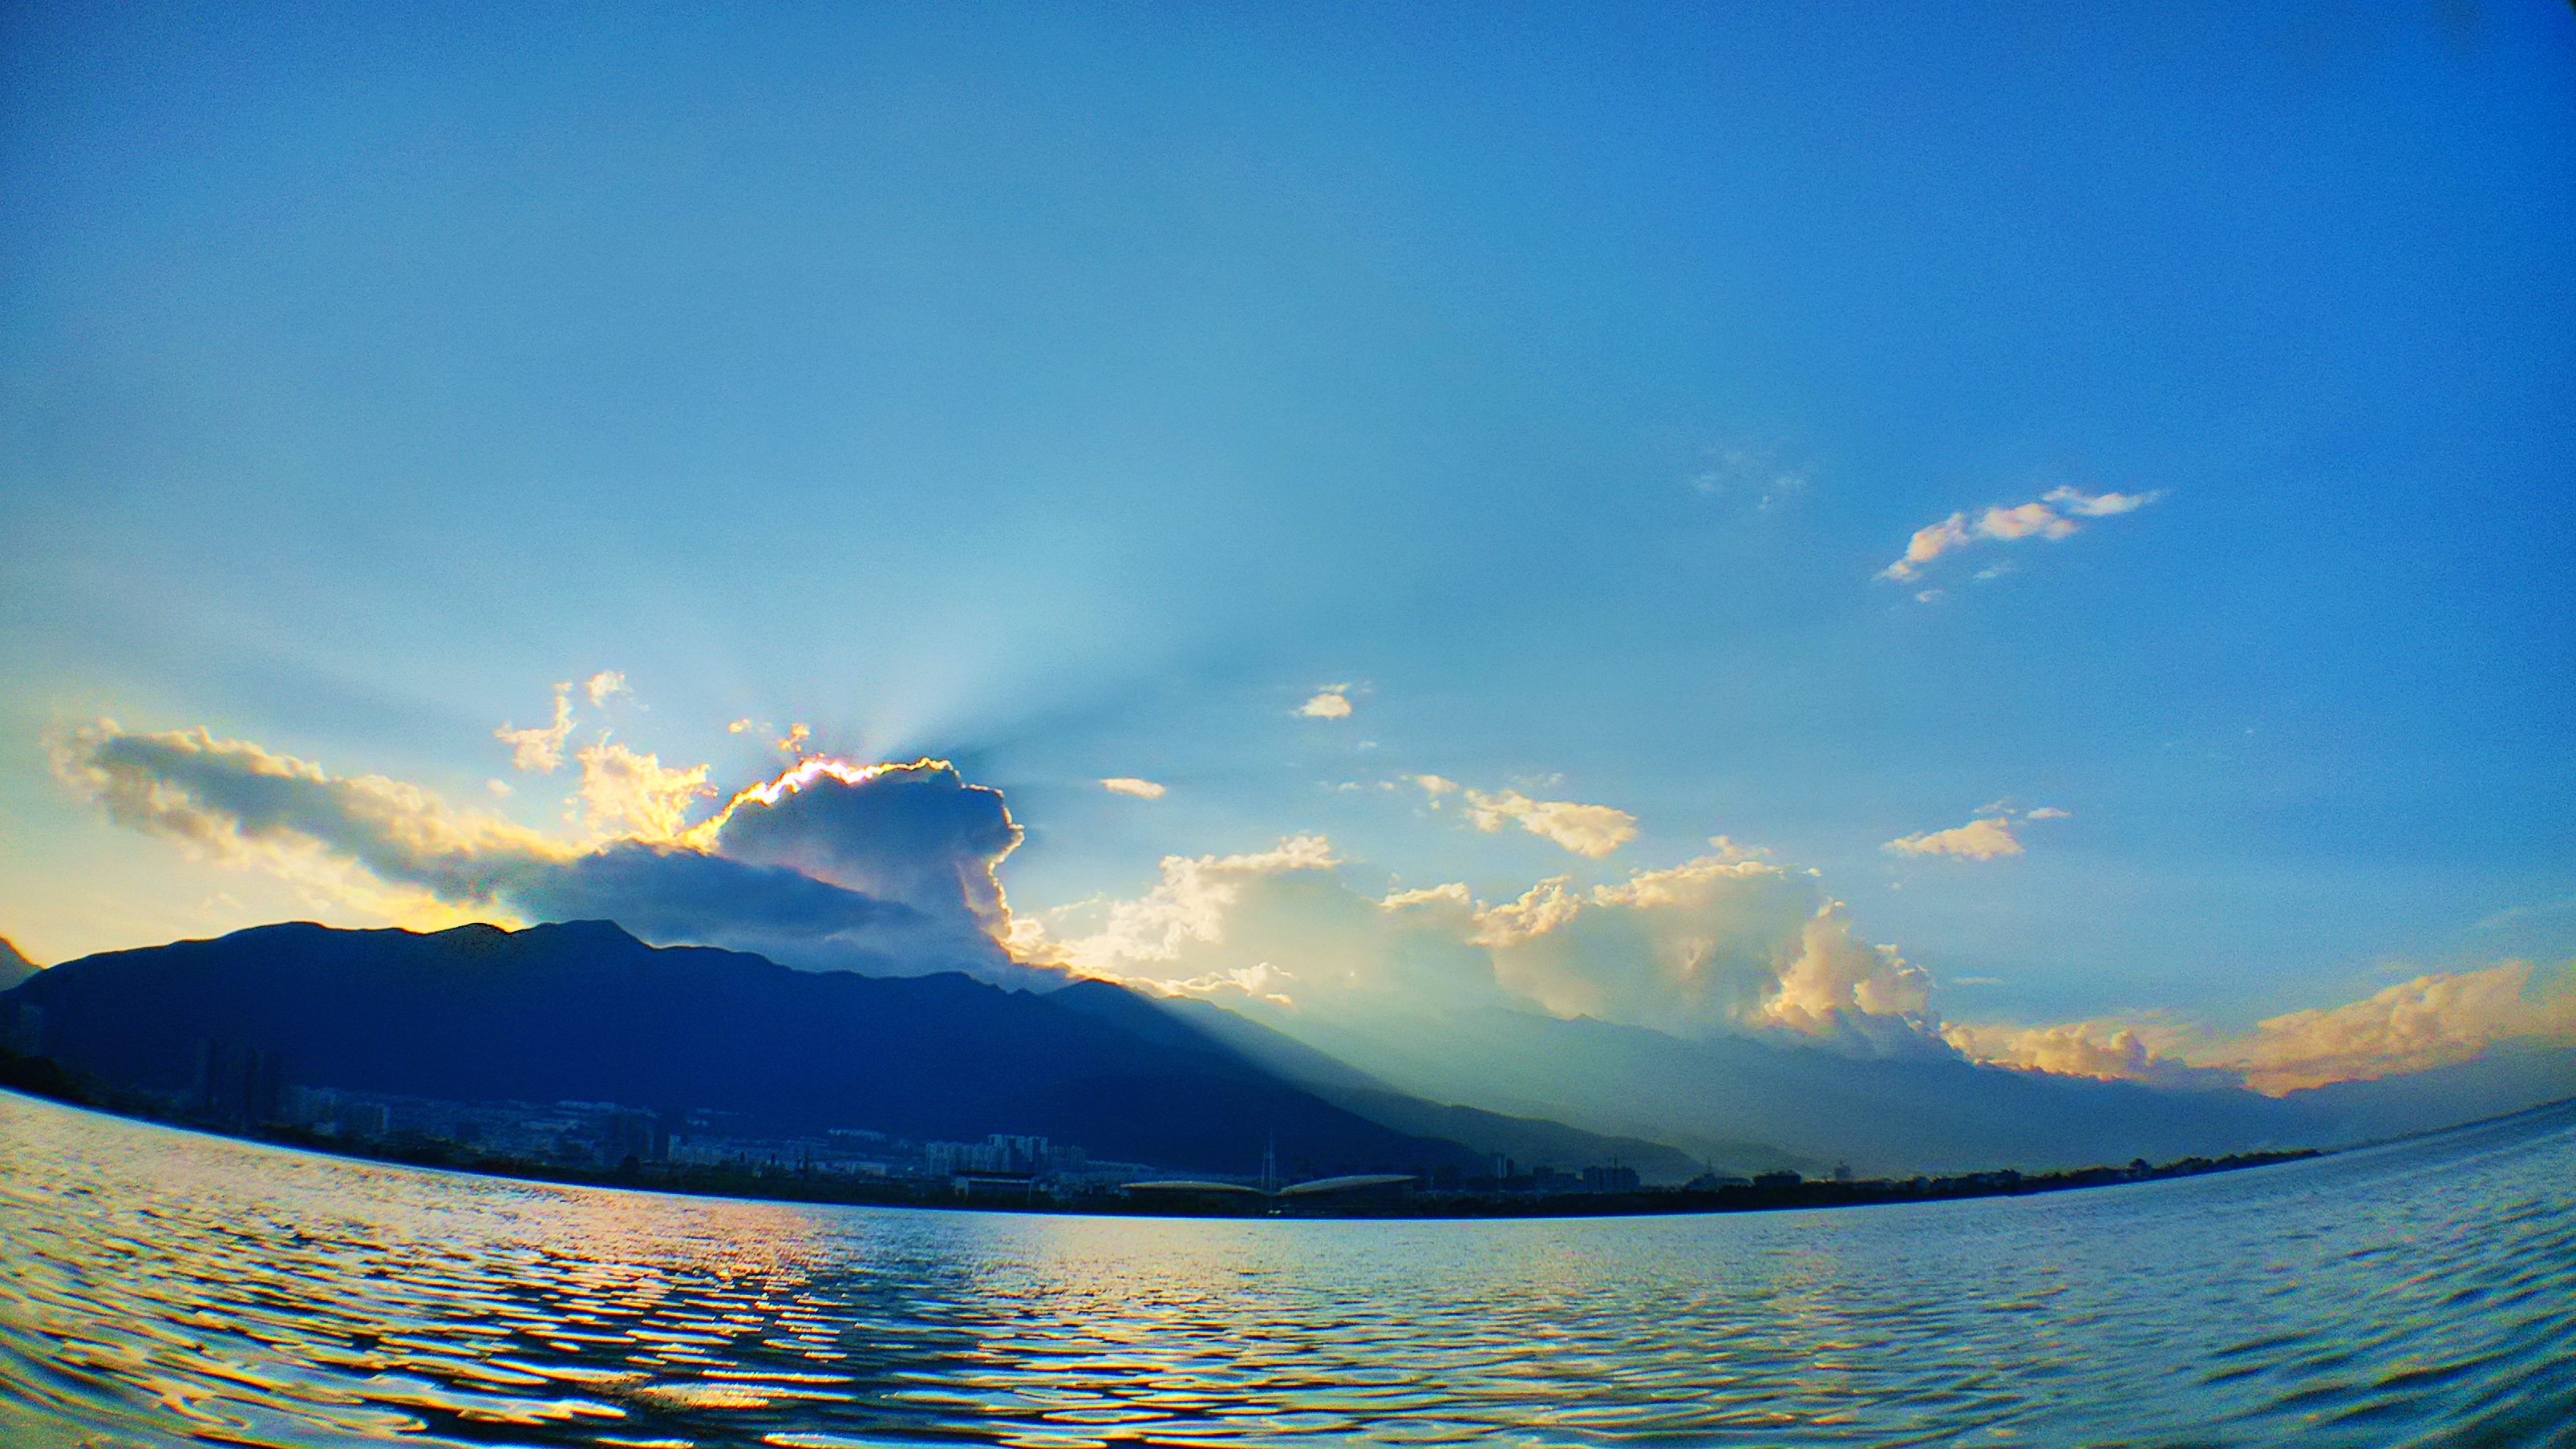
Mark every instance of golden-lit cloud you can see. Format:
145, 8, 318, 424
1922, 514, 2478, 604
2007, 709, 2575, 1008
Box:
575, 737, 713, 843
53, 721, 581, 901
1764, 901, 1932, 1030
1460, 787, 1639, 858
495, 682, 576, 773
2201, 962, 2576, 1095
1885, 816, 2023, 860
1879, 485, 2161, 584
1884, 513, 1975, 581
583, 670, 630, 706
1941, 1017, 2211, 1087
1100, 777, 1168, 799
1945, 961, 2576, 1095
1976, 501, 2078, 541
1296, 687, 1354, 718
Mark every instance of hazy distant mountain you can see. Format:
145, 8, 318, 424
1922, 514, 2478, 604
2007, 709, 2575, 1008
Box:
1202, 998, 2576, 1176
0, 937, 34, 991
2282, 1038, 2576, 1143
0, 920, 1707, 1181
1047, 981, 1752, 1180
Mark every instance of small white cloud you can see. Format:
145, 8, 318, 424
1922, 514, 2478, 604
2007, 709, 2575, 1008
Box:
1405, 774, 1460, 797
1884, 816, 2023, 860
1297, 689, 1354, 719
1914, 589, 1946, 604
2024, 806, 2072, 820
1691, 444, 1809, 510
1100, 777, 1167, 799
485, 779, 513, 797
2045, 485, 2164, 517
584, 670, 630, 707
495, 684, 576, 774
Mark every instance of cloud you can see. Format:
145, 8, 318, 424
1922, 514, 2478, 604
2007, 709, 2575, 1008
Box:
2023, 806, 2072, 820
1100, 777, 1167, 799
1460, 788, 1639, 858
727, 718, 754, 734
1764, 901, 1933, 1032
575, 738, 712, 843
776, 722, 812, 754
1405, 774, 1460, 797
1879, 485, 2160, 585
495, 684, 576, 773
1977, 501, 2078, 541
2046, 485, 2163, 517
693, 757, 1023, 941
1296, 689, 1354, 719
1945, 961, 2576, 1095
2197, 962, 2576, 1095
1024, 835, 1347, 977
52, 721, 1027, 982
1691, 444, 1808, 509
1942, 1018, 2217, 1088
1882, 513, 1974, 582
1030, 835, 1938, 1054
584, 670, 630, 707
1885, 816, 2023, 860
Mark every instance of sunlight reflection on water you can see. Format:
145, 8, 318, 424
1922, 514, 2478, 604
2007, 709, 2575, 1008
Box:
2, 1091, 2571, 1447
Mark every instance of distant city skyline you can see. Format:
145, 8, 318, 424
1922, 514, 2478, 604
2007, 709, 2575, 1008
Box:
4, 3, 2572, 1102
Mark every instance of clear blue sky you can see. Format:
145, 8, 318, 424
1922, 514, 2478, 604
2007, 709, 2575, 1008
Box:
4, 2, 2571, 1043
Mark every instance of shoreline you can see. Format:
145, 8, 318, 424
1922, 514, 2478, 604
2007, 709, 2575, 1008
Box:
0, 1062, 2324, 1220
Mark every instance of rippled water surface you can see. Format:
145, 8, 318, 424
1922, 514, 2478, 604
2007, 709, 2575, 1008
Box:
4, 1092, 2573, 1447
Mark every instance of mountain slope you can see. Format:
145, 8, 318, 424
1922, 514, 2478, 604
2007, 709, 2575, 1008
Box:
2, 920, 1497, 1178
0, 937, 34, 991
1047, 980, 1748, 1180
1201, 997, 2572, 1176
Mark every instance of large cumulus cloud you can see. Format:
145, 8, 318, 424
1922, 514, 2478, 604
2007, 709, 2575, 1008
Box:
1022, 832, 1940, 1055
53, 722, 1027, 981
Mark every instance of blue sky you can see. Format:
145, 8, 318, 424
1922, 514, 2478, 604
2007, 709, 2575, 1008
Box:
4, 2, 2572, 1062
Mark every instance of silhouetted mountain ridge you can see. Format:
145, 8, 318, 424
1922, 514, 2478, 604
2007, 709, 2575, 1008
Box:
0, 920, 1723, 1180
0, 937, 34, 991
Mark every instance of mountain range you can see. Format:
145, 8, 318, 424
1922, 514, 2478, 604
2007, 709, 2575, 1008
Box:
7, 919, 2567, 1180
1205, 993, 2576, 1175
0, 920, 1708, 1180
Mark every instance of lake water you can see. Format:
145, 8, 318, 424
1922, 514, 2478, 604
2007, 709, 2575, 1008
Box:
3, 1091, 2571, 1448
